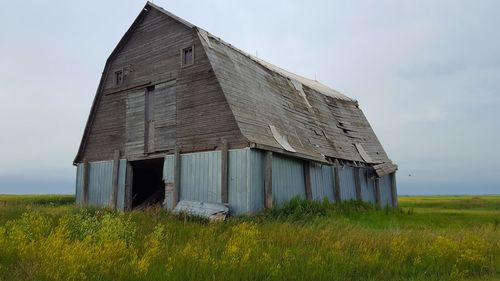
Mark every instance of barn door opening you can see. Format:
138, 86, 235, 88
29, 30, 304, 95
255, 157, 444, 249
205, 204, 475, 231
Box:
130, 158, 164, 209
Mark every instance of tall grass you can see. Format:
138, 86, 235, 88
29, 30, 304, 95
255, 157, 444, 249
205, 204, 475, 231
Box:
0, 195, 498, 281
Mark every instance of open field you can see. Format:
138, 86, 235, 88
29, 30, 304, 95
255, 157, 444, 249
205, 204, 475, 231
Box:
0, 194, 499, 281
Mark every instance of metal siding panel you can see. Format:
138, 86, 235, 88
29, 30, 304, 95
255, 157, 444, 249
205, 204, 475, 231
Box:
163, 155, 175, 183
310, 163, 334, 202
116, 159, 127, 211
339, 165, 357, 201
379, 174, 393, 207
228, 148, 249, 215
249, 149, 264, 212
360, 168, 376, 203
180, 151, 221, 203
87, 161, 114, 207
75, 164, 84, 204
272, 154, 305, 206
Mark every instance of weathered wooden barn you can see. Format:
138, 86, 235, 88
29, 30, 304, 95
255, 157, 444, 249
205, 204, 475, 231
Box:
74, 2, 398, 214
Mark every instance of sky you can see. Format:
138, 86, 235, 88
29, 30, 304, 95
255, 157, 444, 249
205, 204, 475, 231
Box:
0, 0, 498, 195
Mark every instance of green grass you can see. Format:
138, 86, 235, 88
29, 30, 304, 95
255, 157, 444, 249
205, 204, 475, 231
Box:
0, 194, 498, 281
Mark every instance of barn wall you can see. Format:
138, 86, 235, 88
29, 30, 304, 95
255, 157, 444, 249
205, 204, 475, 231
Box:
87, 161, 113, 206
75, 163, 84, 204
116, 159, 127, 211
272, 154, 306, 206
227, 148, 264, 214
338, 165, 357, 201
310, 163, 335, 202
180, 151, 222, 203
162, 148, 264, 215
74, 160, 127, 210
78, 8, 246, 163
360, 167, 376, 203
379, 174, 393, 207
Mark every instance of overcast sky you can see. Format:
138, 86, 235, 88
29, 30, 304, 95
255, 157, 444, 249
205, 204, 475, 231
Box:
0, 0, 498, 195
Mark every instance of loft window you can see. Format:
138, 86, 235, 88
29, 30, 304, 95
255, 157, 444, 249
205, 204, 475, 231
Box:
181, 46, 194, 66
114, 70, 123, 86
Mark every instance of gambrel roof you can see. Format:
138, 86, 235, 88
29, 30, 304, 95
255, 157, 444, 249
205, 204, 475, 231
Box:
75, 2, 396, 173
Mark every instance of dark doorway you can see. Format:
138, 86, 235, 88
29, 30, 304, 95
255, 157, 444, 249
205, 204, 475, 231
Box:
130, 158, 164, 209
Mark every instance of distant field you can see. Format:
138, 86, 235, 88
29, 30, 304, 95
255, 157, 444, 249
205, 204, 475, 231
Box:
0, 194, 498, 281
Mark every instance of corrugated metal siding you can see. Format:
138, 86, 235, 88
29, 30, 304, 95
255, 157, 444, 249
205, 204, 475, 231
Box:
75, 163, 84, 204
272, 154, 305, 205
228, 148, 264, 215
379, 174, 393, 207
310, 163, 334, 202
360, 167, 376, 203
116, 159, 127, 211
228, 149, 249, 214
249, 149, 264, 212
88, 161, 114, 207
180, 151, 221, 203
339, 165, 357, 201
163, 155, 174, 183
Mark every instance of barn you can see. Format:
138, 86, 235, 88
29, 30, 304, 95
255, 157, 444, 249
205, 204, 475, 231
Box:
74, 2, 398, 214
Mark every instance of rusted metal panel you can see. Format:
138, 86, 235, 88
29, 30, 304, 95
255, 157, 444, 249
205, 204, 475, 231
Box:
359, 167, 376, 204
272, 153, 305, 206
180, 151, 222, 203
339, 165, 357, 201
310, 162, 334, 202
379, 174, 393, 207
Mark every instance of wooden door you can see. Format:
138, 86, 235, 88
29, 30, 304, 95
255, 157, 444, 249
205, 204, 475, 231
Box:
153, 81, 176, 151
125, 90, 146, 156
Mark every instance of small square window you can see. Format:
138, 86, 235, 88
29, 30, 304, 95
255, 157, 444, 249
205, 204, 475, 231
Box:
182, 46, 194, 66
114, 70, 123, 86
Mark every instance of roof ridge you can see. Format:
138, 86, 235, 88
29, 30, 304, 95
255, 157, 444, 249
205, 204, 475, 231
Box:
195, 28, 355, 102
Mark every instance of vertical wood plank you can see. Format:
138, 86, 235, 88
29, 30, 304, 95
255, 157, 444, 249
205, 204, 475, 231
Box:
110, 150, 120, 210
390, 172, 398, 208
304, 161, 312, 200
125, 162, 133, 211
375, 177, 381, 208
144, 88, 150, 154
354, 167, 362, 201
333, 165, 341, 203
264, 151, 273, 209
83, 160, 89, 205
220, 139, 229, 204
173, 146, 181, 208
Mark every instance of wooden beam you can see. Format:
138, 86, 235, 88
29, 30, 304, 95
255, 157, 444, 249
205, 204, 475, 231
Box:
333, 165, 341, 203
304, 161, 312, 200
173, 146, 181, 208
220, 139, 229, 204
110, 150, 120, 210
354, 167, 362, 201
83, 160, 89, 205
375, 177, 381, 208
390, 172, 398, 208
264, 151, 273, 209
125, 162, 133, 211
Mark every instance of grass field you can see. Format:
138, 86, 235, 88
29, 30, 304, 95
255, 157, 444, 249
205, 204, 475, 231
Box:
0, 194, 498, 281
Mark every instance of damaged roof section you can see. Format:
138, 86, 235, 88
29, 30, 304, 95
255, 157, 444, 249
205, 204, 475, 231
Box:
196, 27, 393, 165
373, 162, 398, 177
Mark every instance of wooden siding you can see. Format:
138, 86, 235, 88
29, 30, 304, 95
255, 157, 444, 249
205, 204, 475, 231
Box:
76, 6, 246, 162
